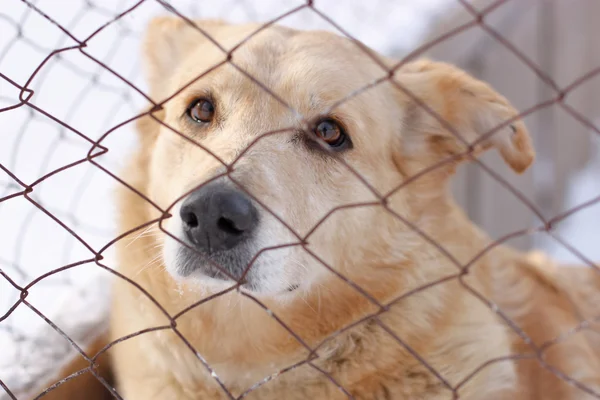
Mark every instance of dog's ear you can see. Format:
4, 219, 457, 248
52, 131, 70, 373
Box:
393, 59, 534, 176
142, 17, 228, 100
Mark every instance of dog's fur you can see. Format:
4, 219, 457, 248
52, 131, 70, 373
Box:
45, 18, 600, 400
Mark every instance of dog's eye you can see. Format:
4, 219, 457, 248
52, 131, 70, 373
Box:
187, 99, 215, 123
314, 119, 347, 148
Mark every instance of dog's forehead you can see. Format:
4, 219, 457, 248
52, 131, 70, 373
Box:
239, 29, 385, 87
177, 26, 386, 101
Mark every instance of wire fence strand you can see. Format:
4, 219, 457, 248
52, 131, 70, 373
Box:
1, 0, 599, 399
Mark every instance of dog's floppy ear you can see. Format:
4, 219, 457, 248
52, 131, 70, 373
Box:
393, 59, 534, 175
142, 17, 227, 100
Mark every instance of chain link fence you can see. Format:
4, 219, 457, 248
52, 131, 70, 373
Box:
1, 0, 599, 399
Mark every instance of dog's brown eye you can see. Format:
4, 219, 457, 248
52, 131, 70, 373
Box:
314, 119, 347, 148
188, 99, 215, 123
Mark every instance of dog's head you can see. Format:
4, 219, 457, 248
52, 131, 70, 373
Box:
139, 17, 534, 298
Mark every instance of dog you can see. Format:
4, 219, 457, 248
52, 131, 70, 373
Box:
41, 17, 600, 400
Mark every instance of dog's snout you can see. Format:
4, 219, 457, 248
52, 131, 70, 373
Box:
180, 184, 258, 253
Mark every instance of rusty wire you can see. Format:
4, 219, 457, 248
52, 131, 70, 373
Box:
1, 0, 599, 399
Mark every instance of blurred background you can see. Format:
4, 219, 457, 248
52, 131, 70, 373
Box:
0, 0, 598, 398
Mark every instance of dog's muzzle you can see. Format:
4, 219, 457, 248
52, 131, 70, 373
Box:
176, 181, 259, 280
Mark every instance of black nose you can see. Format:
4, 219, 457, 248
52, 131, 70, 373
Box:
180, 184, 258, 253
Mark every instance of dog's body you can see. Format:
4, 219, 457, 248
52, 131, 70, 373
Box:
45, 18, 600, 400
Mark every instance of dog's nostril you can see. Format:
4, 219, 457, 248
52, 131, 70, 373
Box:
217, 217, 244, 235
182, 210, 199, 229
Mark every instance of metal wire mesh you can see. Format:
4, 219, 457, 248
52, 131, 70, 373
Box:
1, 0, 599, 399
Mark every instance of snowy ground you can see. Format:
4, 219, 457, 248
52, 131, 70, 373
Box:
0, 0, 597, 398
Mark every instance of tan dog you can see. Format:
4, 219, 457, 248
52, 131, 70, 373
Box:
43, 17, 600, 400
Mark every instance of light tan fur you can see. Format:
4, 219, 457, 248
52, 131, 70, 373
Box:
44, 18, 600, 400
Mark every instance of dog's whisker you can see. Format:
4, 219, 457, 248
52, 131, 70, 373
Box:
135, 258, 163, 276
133, 253, 165, 277
126, 224, 160, 248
